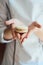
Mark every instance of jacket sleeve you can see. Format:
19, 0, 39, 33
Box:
0, 0, 11, 43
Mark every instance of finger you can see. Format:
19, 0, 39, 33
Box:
26, 32, 29, 38
15, 33, 23, 44
11, 24, 15, 29
21, 33, 27, 39
5, 19, 15, 25
16, 33, 26, 43
16, 33, 21, 40
11, 29, 16, 40
33, 22, 41, 28
35, 23, 41, 28
20, 33, 27, 43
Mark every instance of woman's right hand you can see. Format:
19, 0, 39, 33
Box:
5, 19, 17, 40
5, 19, 28, 43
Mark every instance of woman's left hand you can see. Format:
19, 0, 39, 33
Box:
16, 22, 41, 43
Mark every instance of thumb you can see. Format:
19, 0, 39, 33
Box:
33, 22, 41, 28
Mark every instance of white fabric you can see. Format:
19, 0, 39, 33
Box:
0, 27, 6, 42
9, 0, 43, 26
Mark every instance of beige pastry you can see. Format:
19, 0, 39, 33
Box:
15, 26, 28, 33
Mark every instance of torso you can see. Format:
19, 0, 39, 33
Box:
8, 0, 43, 64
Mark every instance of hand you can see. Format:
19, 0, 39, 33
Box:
28, 21, 41, 31
5, 19, 17, 40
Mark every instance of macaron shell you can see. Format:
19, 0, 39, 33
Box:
15, 26, 28, 33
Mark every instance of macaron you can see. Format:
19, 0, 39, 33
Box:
15, 26, 28, 33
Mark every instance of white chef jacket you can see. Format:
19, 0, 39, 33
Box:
2, 0, 43, 65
